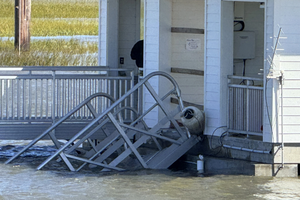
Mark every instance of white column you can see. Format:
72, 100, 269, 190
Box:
98, 0, 108, 66
98, 0, 119, 68
143, 0, 160, 127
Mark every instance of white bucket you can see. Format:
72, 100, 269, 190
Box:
197, 155, 204, 173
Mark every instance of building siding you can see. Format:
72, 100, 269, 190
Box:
278, 56, 300, 142
144, 0, 206, 127
264, 0, 300, 143
170, 0, 205, 106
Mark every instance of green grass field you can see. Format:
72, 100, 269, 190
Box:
0, 0, 98, 36
0, 39, 98, 66
0, 0, 99, 66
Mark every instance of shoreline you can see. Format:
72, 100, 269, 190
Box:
0, 35, 98, 43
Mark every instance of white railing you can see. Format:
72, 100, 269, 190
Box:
0, 66, 136, 123
227, 75, 264, 137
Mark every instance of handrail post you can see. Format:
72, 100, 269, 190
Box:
138, 76, 143, 116
52, 70, 56, 124
28, 70, 32, 120
130, 70, 135, 120
246, 79, 250, 137
227, 77, 231, 132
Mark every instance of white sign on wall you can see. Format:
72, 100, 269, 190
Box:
186, 39, 201, 50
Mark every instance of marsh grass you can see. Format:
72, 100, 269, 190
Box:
0, 0, 98, 18
0, 0, 98, 36
0, 18, 14, 37
0, 0, 14, 18
31, 19, 98, 37
0, 0, 99, 66
0, 18, 98, 37
0, 39, 98, 66
32, 1, 98, 18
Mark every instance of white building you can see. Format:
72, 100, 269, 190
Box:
99, 0, 300, 170
99, 0, 205, 127
204, 0, 300, 144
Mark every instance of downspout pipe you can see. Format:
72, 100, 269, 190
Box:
222, 144, 271, 154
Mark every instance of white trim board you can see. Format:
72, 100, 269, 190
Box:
222, 0, 265, 2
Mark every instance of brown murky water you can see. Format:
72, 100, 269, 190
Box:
0, 142, 300, 200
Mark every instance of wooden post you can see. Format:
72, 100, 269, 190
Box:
15, 0, 31, 52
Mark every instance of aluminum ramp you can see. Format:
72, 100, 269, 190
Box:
6, 71, 201, 171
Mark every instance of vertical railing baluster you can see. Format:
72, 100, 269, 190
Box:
40, 79, 43, 118
56, 79, 60, 119
83, 79, 85, 118
79, 79, 82, 118
35, 79, 37, 119
10, 79, 14, 119
119, 79, 122, 118
90, 79, 94, 118
46, 79, 49, 119
60, 79, 62, 117
23, 79, 25, 119
87, 79, 91, 117
17, 79, 20, 120
86, 79, 89, 117
6, 80, 8, 118
72, 79, 75, 117
125, 79, 129, 120
246, 80, 250, 136
130, 71, 134, 120
102, 79, 105, 113
97, 79, 100, 113
74, 79, 77, 118
60, 79, 63, 118
0, 79, 2, 119
227, 78, 231, 131
107, 79, 110, 112
5, 80, 8, 119
64, 79, 67, 117
70, 79, 73, 118
67, 79, 70, 114
81, 79, 84, 118
75, 79, 78, 118
52, 70, 56, 123
28, 78, 32, 119
113, 79, 117, 103
62, 79, 65, 117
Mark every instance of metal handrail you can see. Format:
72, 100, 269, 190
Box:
6, 71, 187, 171
36, 71, 186, 170
5, 92, 116, 165
227, 76, 264, 136
0, 66, 134, 71
0, 67, 135, 123
227, 75, 263, 82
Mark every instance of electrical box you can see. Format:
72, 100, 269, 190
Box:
234, 31, 255, 59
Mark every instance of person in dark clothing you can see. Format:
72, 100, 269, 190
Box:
130, 40, 143, 68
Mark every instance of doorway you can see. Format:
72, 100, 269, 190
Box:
225, 1, 266, 137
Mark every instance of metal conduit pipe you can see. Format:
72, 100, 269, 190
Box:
222, 144, 271, 154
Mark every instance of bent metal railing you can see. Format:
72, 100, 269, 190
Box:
0, 66, 136, 139
6, 71, 198, 172
5, 92, 119, 171
228, 75, 264, 137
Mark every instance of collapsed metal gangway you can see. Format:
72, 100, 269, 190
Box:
5, 71, 201, 171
